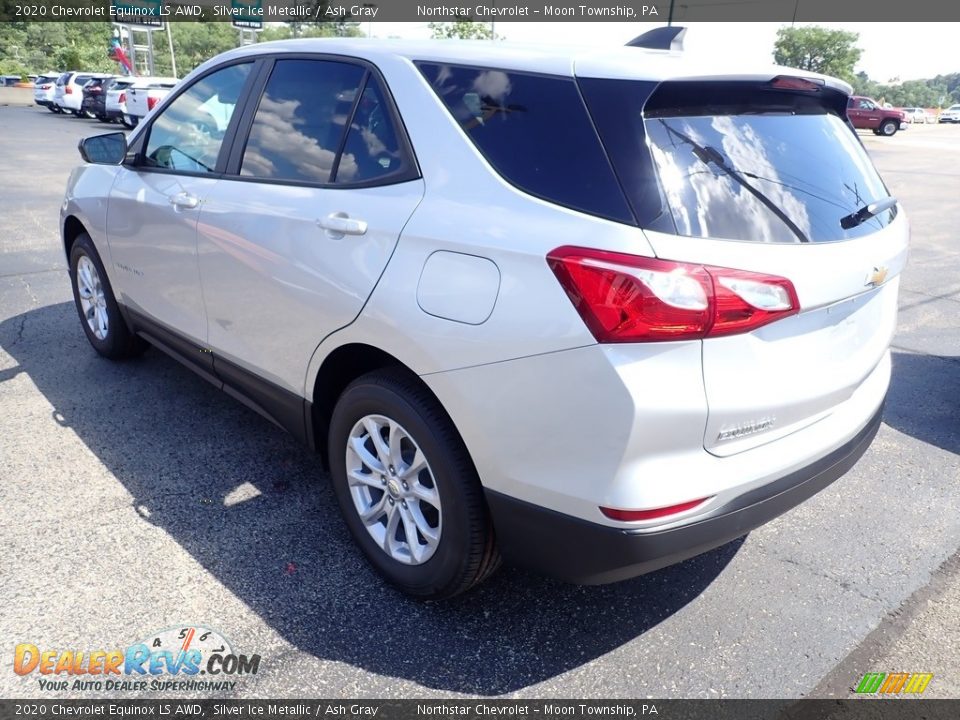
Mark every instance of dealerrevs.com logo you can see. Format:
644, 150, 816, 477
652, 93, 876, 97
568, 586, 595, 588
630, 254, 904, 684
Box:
14, 626, 261, 692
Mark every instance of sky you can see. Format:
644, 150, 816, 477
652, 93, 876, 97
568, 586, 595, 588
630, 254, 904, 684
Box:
366, 22, 960, 83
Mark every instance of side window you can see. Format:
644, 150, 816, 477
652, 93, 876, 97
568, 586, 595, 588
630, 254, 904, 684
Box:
335, 79, 405, 184
859, 99, 875, 110
240, 59, 365, 184
417, 62, 634, 224
144, 63, 252, 174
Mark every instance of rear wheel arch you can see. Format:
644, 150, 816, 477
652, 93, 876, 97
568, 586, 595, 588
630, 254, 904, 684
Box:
310, 344, 479, 475
312, 344, 426, 468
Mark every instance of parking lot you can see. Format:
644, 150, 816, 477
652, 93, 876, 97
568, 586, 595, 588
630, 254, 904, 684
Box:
0, 104, 957, 699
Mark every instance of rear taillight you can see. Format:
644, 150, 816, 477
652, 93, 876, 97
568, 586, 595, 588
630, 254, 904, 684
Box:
118, 92, 126, 104
65, 86, 73, 94
547, 246, 799, 342
600, 497, 712, 522
147, 96, 159, 110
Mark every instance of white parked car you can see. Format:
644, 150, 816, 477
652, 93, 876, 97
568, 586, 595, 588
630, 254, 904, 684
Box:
62, 32, 908, 599
32, 73, 60, 111
104, 77, 136, 123
53, 71, 111, 116
899, 107, 932, 124
939, 104, 960, 123
123, 76, 178, 127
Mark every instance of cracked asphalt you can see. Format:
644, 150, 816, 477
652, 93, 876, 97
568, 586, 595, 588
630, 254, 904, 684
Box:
0, 105, 958, 700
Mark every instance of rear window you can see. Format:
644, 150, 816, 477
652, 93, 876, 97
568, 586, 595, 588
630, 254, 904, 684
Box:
417, 62, 634, 225
581, 78, 894, 243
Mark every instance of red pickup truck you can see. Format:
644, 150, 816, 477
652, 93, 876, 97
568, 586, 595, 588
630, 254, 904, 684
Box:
847, 96, 906, 136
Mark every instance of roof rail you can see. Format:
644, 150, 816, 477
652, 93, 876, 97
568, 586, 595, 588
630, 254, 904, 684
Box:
626, 26, 687, 52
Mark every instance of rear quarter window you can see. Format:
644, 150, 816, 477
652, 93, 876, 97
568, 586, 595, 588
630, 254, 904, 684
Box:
417, 62, 634, 225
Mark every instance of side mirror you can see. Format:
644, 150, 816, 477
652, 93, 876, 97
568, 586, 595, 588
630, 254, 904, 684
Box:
78, 132, 127, 165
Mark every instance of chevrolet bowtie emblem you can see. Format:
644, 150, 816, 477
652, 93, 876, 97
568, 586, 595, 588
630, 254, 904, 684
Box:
865, 266, 889, 287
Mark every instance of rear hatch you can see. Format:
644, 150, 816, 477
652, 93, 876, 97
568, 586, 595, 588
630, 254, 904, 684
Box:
127, 80, 177, 117
106, 81, 133, 110
579, 73, 909, 456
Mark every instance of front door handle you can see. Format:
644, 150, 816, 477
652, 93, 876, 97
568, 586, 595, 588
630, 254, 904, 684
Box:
317, 212, 367, 237
168, 192, 200, 210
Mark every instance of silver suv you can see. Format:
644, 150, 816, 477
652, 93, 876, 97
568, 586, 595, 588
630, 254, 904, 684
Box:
62, 33, 908, 599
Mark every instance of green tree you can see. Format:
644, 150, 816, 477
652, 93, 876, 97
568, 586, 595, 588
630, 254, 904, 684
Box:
773, 25, 862, 83
429, 20, 494, 40
259, 22, 362, 42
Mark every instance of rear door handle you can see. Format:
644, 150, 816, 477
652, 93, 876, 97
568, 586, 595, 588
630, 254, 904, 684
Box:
168, 192, 199, 210
316, 212, 367, 237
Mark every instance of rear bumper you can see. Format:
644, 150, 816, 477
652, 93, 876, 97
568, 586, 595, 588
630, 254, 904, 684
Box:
486, 402, 883, 585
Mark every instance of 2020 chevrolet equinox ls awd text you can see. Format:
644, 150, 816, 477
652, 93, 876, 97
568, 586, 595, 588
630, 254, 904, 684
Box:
62, 30, 908, 599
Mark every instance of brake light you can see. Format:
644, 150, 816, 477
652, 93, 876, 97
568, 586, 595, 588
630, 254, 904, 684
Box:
118, 92, 126, 104
147, 96, 159, 110
65, 86, 73, 94
770, 75, 824, 92
600, 497, 712, 522
547, 246, 799, 342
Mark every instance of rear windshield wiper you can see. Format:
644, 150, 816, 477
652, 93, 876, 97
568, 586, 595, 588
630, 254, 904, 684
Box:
839, 196, 897, 230
657, 120, 811, 243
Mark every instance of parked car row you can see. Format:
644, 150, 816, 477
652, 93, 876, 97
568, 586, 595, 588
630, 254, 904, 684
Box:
35, 71, 178, 129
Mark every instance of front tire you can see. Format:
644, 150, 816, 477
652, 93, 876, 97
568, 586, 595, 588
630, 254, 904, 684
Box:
69, 233, 147, 360
328, 369, 500, 600
880, 119, 898, 136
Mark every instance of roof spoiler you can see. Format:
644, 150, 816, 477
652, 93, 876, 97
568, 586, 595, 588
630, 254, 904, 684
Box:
626, 26, 687, 52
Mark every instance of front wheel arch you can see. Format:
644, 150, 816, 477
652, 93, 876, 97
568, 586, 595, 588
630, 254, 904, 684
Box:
63, 215, 88, 264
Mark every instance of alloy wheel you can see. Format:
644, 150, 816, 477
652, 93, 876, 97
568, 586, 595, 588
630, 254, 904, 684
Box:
345, 414, 442, 565
76, 255, 109, 340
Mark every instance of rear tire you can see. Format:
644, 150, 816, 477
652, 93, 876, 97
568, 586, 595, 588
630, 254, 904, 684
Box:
328, 369, 500, 600
68, 233, 147, 360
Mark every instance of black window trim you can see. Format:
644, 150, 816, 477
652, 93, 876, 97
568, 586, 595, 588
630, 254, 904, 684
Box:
130, 57, 264, 180
222, 52, 422, 191
413, 59, 636, 226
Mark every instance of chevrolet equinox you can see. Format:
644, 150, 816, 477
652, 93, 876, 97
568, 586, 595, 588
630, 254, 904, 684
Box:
62, 31, 908, 599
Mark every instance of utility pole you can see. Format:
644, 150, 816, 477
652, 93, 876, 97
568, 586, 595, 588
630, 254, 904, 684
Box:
667, 0, 675, 26
792, 0, 799, 25
165, 22, 177, 78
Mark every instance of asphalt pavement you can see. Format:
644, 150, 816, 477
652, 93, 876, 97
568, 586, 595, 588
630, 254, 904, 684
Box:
0, 106, 957, 699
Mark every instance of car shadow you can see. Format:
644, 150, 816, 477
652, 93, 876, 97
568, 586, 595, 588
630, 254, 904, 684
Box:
885, 351, 959, 456
1, 302, 742, 695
